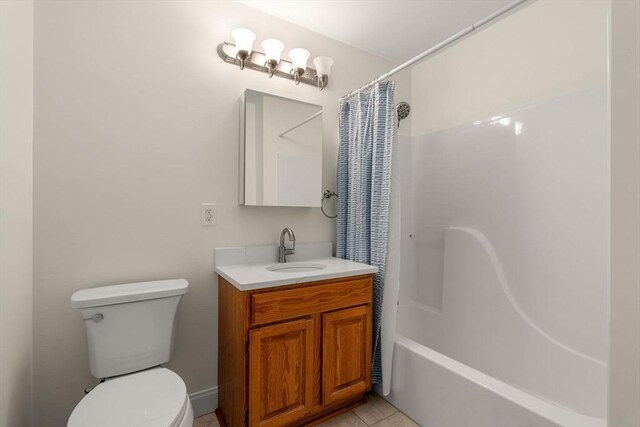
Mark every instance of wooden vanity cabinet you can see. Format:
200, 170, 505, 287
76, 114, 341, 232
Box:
217, 274, 374, 427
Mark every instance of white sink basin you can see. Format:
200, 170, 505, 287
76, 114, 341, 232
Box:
266, 262, 327, 273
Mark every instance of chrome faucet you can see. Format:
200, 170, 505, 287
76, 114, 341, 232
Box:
278, 228, 296, 263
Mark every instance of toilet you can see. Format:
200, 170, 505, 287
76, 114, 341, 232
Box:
68, 279, 193, 427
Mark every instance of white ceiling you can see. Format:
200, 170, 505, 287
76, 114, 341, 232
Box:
237, 0, 514, 63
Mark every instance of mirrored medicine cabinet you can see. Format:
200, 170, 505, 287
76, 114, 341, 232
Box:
239, 89, 322, 207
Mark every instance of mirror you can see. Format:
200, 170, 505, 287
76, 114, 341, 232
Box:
239, 89, 322, 207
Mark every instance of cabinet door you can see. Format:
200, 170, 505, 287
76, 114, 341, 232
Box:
322, 305, 372, 406
249, 318, 314, 427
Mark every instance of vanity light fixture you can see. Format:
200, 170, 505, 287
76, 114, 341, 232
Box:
217, 29, 331, 90
231, 28, 256, 70
261, 38, 284, 78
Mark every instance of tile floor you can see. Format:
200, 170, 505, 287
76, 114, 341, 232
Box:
193, 392, 418, 427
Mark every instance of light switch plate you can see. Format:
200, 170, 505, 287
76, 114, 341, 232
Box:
201, 203, 217, 226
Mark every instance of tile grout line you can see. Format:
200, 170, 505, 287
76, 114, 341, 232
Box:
352, 400, 401, 426
368, 410, 397, 427
350, 409, 370, 425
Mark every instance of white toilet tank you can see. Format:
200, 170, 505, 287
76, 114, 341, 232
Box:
71, 279, 189, 379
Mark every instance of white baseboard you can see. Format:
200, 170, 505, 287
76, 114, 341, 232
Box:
189, 386, 218, 418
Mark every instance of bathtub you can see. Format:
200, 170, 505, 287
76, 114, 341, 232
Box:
383, 227, 608, 427
383, 87, 610, 426
385, 334, 606, 427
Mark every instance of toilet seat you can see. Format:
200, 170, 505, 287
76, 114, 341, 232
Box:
68, 368, 189, 427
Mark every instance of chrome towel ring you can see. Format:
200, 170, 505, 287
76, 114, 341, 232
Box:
321, 190, 338, 219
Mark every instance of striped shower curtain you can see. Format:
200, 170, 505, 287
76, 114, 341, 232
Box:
337, 81, 396, 383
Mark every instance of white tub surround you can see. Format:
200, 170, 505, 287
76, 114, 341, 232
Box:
215, 242, 378, 290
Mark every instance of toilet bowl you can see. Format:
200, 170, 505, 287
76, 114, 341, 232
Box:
68, 368, 193, 427
68, 279, 192, 427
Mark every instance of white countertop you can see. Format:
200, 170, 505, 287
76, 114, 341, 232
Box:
214, 243, 378, 291
215, 257, 378, 291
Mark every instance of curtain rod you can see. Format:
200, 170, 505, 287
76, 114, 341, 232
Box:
341, 0, 531, 100
279, 111, 323, 137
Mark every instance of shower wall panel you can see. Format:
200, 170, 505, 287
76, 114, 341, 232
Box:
405, 88, 609, 363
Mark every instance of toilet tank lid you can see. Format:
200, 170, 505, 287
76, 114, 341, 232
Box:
71, 279, 189, 309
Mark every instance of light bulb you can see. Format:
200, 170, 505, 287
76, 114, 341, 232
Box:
262, 39, 284, 63
231, 28, 256, 54
313, 56, 333, 77
313, 56, 333, 90
289, 48, 310, 71
262, 38, 285, 78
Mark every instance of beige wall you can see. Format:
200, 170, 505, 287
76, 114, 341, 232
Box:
32, 1, 394, 425
410, 0, 610, 136
0, 1, 34, 426
609, 1, 640, 426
